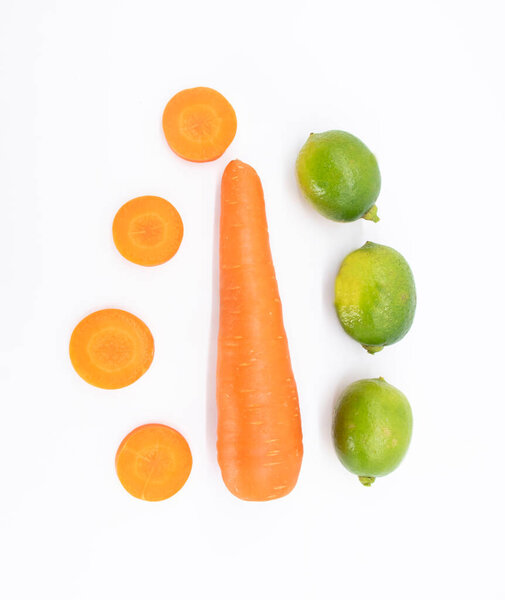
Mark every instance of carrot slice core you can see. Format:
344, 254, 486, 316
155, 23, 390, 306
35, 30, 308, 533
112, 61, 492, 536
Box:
69, 309, 154, 389
115, 424, 192, 501
180, 104, 220, 141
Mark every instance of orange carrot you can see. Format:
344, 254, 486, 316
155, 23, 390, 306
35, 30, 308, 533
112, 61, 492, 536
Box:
69, 309, 154, 389
217, 160, 303, 501
162, 87, 237, 162
115, 424, 192, 501
113, 195, 183, 266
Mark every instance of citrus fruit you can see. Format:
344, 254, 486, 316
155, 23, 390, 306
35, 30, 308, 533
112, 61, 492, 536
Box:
332, 377, 413, 486
296, 130, 381, 222
334, 241, 416, 353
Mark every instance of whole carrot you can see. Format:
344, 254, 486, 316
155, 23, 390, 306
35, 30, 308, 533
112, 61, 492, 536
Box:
217, 160, 303, 501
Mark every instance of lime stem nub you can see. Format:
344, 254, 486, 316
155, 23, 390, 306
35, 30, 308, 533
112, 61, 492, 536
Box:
359, 476, 376, 487
363, 344, 384, 354
362, 205, 379, 223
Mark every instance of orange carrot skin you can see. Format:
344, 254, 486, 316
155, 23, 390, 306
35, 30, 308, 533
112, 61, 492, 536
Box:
217, 160, 303, 501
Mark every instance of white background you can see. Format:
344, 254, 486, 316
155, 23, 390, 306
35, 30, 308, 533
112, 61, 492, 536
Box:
1, 1, 504, 598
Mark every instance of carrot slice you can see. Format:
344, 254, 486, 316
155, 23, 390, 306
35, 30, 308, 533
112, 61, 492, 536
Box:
115, 424, 192, 501
162, 87, 237, 162
69, 309, 154, 389
113, 195, 183, 266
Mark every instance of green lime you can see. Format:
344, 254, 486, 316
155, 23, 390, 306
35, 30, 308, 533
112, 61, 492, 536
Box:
334, 241, 416, 353
296, 130, 381, 222
332, 378, 413, 486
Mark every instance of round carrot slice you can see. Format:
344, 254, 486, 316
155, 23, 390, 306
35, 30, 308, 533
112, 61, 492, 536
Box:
115, 424, 192, 501
69, 309, 154, 389
112, 195, 183, 266
162, 87, 237, 162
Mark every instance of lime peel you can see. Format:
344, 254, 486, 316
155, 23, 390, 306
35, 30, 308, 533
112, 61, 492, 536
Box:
332, 378, 413, 486
296, 130, 381, 222
335, 242, 416, 352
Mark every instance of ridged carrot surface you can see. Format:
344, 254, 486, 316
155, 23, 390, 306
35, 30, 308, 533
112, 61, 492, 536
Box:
217, 160, 303, 501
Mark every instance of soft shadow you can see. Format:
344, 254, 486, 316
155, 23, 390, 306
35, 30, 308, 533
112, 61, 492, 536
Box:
206, 180, 221, 459
319, 216, 367, 439
322, 367, 368, 443
288, 139, 317, 216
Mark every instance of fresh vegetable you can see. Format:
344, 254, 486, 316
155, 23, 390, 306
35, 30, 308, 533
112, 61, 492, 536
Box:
69, 309, 154, 389
113, 195, 183, 266
332, 377, 413, 486
217, 160, 303, 501
162, 87, 237, 162
116, 424, 192, 501
335, 241, 416, 353
296, 130, 381, 222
